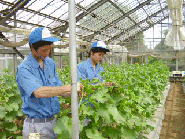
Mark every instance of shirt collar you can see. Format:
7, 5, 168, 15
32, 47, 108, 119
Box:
28, 52, 46, 68
86, 58, 98, 69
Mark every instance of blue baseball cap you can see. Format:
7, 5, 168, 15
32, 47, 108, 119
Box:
90, 41, 110, 52
29, 27, 60, 44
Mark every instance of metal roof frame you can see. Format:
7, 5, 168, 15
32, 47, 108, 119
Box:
0, 0, 180, 48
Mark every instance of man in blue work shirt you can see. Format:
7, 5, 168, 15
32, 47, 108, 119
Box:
16, 27, 81, 139
77, 40, 110, 82
77, 40, 111, 127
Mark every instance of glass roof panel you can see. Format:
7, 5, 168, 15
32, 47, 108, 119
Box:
94, 2, 122, 23
77, 0, 97, 8
151, 12, 165, 23
27, 0, 51, 11
3, 0, 14, 2
104, 28, 122, 37
0, 3, 8, 10
160, 0, 168, 8
129, 8, 148, 23
77, 29, 94, 37
117, 26, 141, 41
143, 5, 153, 16
116, 17, 135, 29
40, 1, 66, 16
16, 10, 38, 21
84, 0, 99, 9
124, 0, 140, 11
39, 19, 54, 27
0, 0, 171, 46
138, 0, 148, 3
140, 21, 149, 28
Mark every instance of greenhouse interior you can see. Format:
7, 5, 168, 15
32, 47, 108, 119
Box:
0, 0, 185, 139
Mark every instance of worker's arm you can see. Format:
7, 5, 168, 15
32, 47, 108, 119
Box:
33, 83, 82, 98
33, 85, 71, 98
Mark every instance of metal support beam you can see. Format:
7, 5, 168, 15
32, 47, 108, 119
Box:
107, 5, 168, 43
121, 15, 169, 45
96, 0, 153, 32
69, 0, 79, 138
13, 14, 17, 74
0, 0, 66, 24
61, 0, 108, 33
107, 0, 139, 26
0, 0, 30, 24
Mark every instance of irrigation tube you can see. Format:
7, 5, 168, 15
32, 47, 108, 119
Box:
69, 0, 79, 139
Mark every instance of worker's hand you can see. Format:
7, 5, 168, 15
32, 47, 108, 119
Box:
105, 82, 113, 86
77, 82, 83, 92
77, 82, 86, 98
78, 91, 86, 98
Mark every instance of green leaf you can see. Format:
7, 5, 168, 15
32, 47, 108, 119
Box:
4, 122, 17, 132
17, 110, 24, 116
89, 100, 100, 109
16, 136, 23, 139
53, 116, 72, 139
102, 126, 121, 138
4, 103, 13, 112
107, 106, 126, 124
9, 95, 22, 104
97, 108, 111, 124
81, 105, 94, 116
91, 92, 107, 103
0, 132, 6, 139
86, 129, 104, 139
0, 106, 6, 118
5, 111, 17, 122
122, 129, 138, 139
6, 103, 19, 111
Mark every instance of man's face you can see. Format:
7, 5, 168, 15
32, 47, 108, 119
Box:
91, 52, 105, 64
31, 44, 53, 60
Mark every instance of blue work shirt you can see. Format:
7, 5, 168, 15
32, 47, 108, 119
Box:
77, 58, 103, 82
16, 53, 61, 118
77, 58, 104, 106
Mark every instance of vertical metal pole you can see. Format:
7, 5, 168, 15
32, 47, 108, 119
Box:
60, 55, 62, 70
126, 53, 127, 63
13, 53, 17, 73
142, 51, 143, 64
121, 46, 123, 63
13, 14, 17, 73
138, 40, 139, 51
174, 5, 179, 71
69, 0, 79, 139
176, 51, 178, 71
176, 58, 178, 71
5, 53, 8, 68
161, 21, 162, 40
131, 57, 133, 64
153, 26, 154, 49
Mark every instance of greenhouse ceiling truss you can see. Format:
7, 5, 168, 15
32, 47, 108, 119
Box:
0, 0, 183, 47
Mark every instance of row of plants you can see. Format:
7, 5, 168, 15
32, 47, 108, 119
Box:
0, 61, 169, 139
54, 61, 169, 139
0, 69, 23, 139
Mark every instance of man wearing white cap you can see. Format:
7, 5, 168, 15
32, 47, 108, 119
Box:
16, 27, 81, 139
77, 40, 110, 82
77, 40, 112, 127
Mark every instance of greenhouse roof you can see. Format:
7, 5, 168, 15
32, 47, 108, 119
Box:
0, 0, 184, 46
